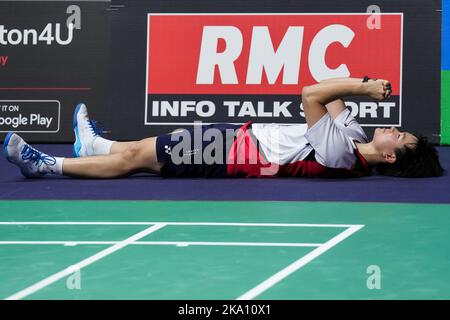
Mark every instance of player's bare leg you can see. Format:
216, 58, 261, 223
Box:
3, 132, 163, 179
110, 141, 139, 154
64, 137, 162, 178
73, 103, 177, 157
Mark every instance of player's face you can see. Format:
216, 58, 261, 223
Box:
373, 127, 418, 155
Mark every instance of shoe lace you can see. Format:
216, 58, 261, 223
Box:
21, 144, 56, 166
88, 120, 104, 136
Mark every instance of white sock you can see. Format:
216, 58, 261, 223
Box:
93, 137, 115, 155
46, 157, 64, 175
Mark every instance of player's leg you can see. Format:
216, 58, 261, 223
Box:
64, 137, 162, 178
109, 132, 181, 154
73, 103, 164, 156
3, 132, 162, 178
109, 141, 139, 154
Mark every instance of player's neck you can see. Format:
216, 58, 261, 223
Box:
355, 142, 384, 165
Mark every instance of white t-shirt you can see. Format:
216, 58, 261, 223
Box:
251, 109, 368, 170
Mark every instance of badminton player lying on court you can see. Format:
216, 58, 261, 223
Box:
3, 77, 444, 178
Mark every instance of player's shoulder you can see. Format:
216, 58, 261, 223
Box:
334, 109, 368, 143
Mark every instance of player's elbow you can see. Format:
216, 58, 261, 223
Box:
302, 85, 316, 102
302, 85, 311, 99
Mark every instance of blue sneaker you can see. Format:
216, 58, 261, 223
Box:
3, 132, 56, 178
73, 103, 103, 157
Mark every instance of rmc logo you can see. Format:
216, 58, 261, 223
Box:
196, 24, 355, 84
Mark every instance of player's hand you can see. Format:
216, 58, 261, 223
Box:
365, 79, 392, 101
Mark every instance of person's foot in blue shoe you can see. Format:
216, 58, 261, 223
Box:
3, 132, 63, 178
73, 103, 114, 157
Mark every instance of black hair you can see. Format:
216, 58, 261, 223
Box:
376, 136, 445, 178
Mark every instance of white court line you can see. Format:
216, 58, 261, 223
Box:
4, 223, 167, 301
0, 221, 354, 228
0, 241, 322, 247
236, 225, 364, 300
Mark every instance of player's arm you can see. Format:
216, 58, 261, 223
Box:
302, 77, 391, 128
